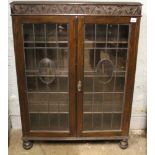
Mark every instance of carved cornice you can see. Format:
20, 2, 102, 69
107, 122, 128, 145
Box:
11, 3, 142, 16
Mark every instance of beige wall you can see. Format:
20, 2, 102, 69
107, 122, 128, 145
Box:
8, 0, 147, 131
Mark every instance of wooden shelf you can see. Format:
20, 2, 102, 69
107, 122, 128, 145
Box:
29, 112, 69, 114
85, 41, 128, 44
84, 111, 122, 114
27, 92, 68, 94
24, 47, 68, 49
26, 70, 68, 75
26, 74, 68, 77
24, 41, 68, 43
84, 47, 128, 50
84, 92, 124, 94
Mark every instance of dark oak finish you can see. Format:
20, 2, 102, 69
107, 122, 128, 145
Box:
11, 1, 142, 149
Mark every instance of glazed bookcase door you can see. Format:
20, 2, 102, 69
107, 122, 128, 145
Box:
12, 16, 76, 137
77, 17, 140, 137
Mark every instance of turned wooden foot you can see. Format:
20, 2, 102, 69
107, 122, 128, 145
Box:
119, 139, 128, 149
23, 140, 33, 150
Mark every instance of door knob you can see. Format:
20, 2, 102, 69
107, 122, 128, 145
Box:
77, 80, 82, 92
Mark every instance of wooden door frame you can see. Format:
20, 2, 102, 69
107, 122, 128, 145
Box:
12, 15, 77, 138
77, 16, 141, 137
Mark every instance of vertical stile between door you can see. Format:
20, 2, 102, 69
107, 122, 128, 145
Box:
68, 17, 77, 136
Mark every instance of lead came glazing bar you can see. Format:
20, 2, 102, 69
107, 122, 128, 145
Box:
103, 24, 109, 129
33, 24, 39, 91
92, 24, 95, 129
56, 24, 60, 130
110, 24, 119, 129
44, 24, 47, 57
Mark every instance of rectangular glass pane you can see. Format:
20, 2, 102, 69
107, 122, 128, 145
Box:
46, 24, 56, 41
58, 49, 68, 71
102, 114, 112, 130
107, 24, 118, 41
85, 24, 95, 41
23, 24, 34, 41
34, 24, 45, 41
83, 114, 92, 130
83, 24, 129, 131
119, 25, 129, 41
23, 23, 69, 131
117, 50, 127, 71
25, 49, 35, 70
112, 114, 122, 129
84, 49, 95, 72
58, 24, 68, 41
96, 25, 106, 41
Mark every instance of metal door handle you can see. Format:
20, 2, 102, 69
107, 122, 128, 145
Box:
77, 80, 82, 92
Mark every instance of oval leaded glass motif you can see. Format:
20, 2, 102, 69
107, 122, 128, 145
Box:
96, 59, 113, 84
38, 58, 56, 84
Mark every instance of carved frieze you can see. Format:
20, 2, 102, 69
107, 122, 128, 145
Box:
11, 3, 142, 16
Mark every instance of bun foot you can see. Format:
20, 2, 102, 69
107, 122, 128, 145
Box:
23, 140, 33, 150
119, 139, 128, 149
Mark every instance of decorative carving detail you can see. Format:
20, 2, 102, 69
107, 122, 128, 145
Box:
11, 4, 142, 16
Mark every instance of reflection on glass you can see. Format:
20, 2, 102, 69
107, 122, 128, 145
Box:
58, 24, 68, 41
108, 24, 118, 41
38, 58, 56, 85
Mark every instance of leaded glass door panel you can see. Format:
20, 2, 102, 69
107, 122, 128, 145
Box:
77, 17, 131, 136
15, 16, 76, 137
